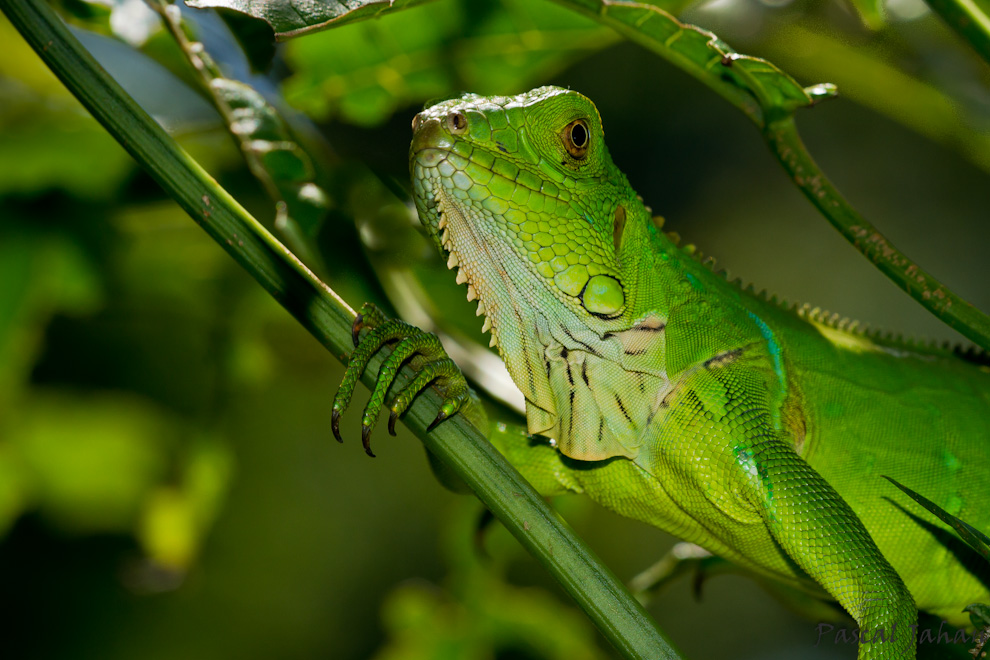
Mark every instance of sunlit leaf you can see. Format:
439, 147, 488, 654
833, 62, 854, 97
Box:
184, 0, 436, 40
0, 229, 103, 409
0, 116, 133, 197
283, 0, 616, 126
846, 0, 886, 30
13, 394, 171, 533
139, 433, 234, 570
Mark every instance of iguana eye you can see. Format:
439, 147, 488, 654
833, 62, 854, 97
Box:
447, 112, 468, 135
563, 119, 589, 159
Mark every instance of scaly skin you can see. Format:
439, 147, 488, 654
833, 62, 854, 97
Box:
339, 87, 990, 659
333, 302, 470, 456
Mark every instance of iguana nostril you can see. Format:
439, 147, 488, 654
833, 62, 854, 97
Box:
447, 111, 468, 135
410, 116, 451, 156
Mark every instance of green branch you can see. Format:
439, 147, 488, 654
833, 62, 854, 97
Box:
748, 21, 990, 177
0, 0, 681, 657
765, 117, 990, 349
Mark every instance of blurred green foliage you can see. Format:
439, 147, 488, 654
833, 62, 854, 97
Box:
282, 0, 617, 126
2, 0, 989, 658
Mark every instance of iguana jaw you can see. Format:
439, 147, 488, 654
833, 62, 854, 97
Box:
429, 172, 508, 349
411, 142, 567, 420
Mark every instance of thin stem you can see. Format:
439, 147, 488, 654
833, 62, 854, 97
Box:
147, 0, 326, 270
0, 0, 681, 657
924, 0, 990, 67
765, 116, 990, 349
752, 22, 990, 176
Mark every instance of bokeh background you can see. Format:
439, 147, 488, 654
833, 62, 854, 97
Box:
2, 0, 989, 658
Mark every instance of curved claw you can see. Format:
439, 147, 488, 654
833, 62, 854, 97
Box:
351, 302, 388, 347
351, 312, 365, 347
361, 424, 376, 458
332, 408, 343, 443
427, 409, 450, 433
388, 409, 399, 436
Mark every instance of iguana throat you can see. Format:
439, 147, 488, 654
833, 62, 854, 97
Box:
409, 86, 675, 460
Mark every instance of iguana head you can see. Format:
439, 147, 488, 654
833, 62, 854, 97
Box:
410, 86, 668, 459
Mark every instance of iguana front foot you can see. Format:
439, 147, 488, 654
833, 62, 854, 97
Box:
332, 302, 470, 457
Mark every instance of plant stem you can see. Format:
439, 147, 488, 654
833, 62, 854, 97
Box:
0, 0, 681, 657
924, 0, 990, 67
765, 116, 990, 349
148, 0, 327, 272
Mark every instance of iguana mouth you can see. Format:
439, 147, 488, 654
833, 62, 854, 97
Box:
411, 142, 567, 431
411, 143, 524, 354
432, 174, 497, 347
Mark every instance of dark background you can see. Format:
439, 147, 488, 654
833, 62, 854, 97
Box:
1, 0, 988, 658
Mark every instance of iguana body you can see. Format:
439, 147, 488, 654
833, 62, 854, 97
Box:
337, 87, 990, 659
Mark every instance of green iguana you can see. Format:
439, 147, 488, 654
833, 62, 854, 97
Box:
332, 86, 990, 659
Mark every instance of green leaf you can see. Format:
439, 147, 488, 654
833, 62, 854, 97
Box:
151, 0, 331, 264
548, 0, 836, 127
215, 8, 276, 71
375, 500, 612, 660
183, 0, 438, 40
883, 476, 990, 564
0, 16, 133, 197
967, 603, 990, 629
13, 394, 171, 533
846, 0, 886, 30
0, 226, 104, 410
924, 0, 990, 67
139, 433, 234, 570
282, 0, 616, 126
211, 78, 331, 236
749, 21, 990, 177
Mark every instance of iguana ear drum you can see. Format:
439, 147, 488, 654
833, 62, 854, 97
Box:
581, 274, 624, 317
